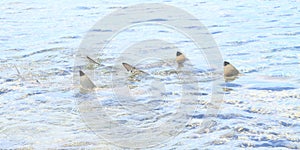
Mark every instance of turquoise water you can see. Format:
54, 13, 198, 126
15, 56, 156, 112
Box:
1, 0, 300, 149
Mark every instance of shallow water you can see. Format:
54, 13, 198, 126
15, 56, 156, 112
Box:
1, 0, 300, 149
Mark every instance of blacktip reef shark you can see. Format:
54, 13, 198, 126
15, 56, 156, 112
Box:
79, 70, 96, 90
86, 56, 101, 66
223, 61, 239, 77
14, 64, 40, 84
223, 61, 240, 82
176, 51, 186, 68
122, 62, 148, 76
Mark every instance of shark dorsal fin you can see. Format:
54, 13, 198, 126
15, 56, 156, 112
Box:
122, 62, 148, 75
87, 56, 101, 65
122, 63, 136, 72
176, 51, 186, 66
79, 70, 96, 90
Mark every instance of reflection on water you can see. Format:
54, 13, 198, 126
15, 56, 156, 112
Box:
1, 0, 300, 149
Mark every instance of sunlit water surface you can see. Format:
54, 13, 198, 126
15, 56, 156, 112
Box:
0, 0, 300, 149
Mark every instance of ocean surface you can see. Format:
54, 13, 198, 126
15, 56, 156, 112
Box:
1, 0, 300, 149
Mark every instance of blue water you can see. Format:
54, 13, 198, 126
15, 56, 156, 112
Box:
1, 0, 300, 149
